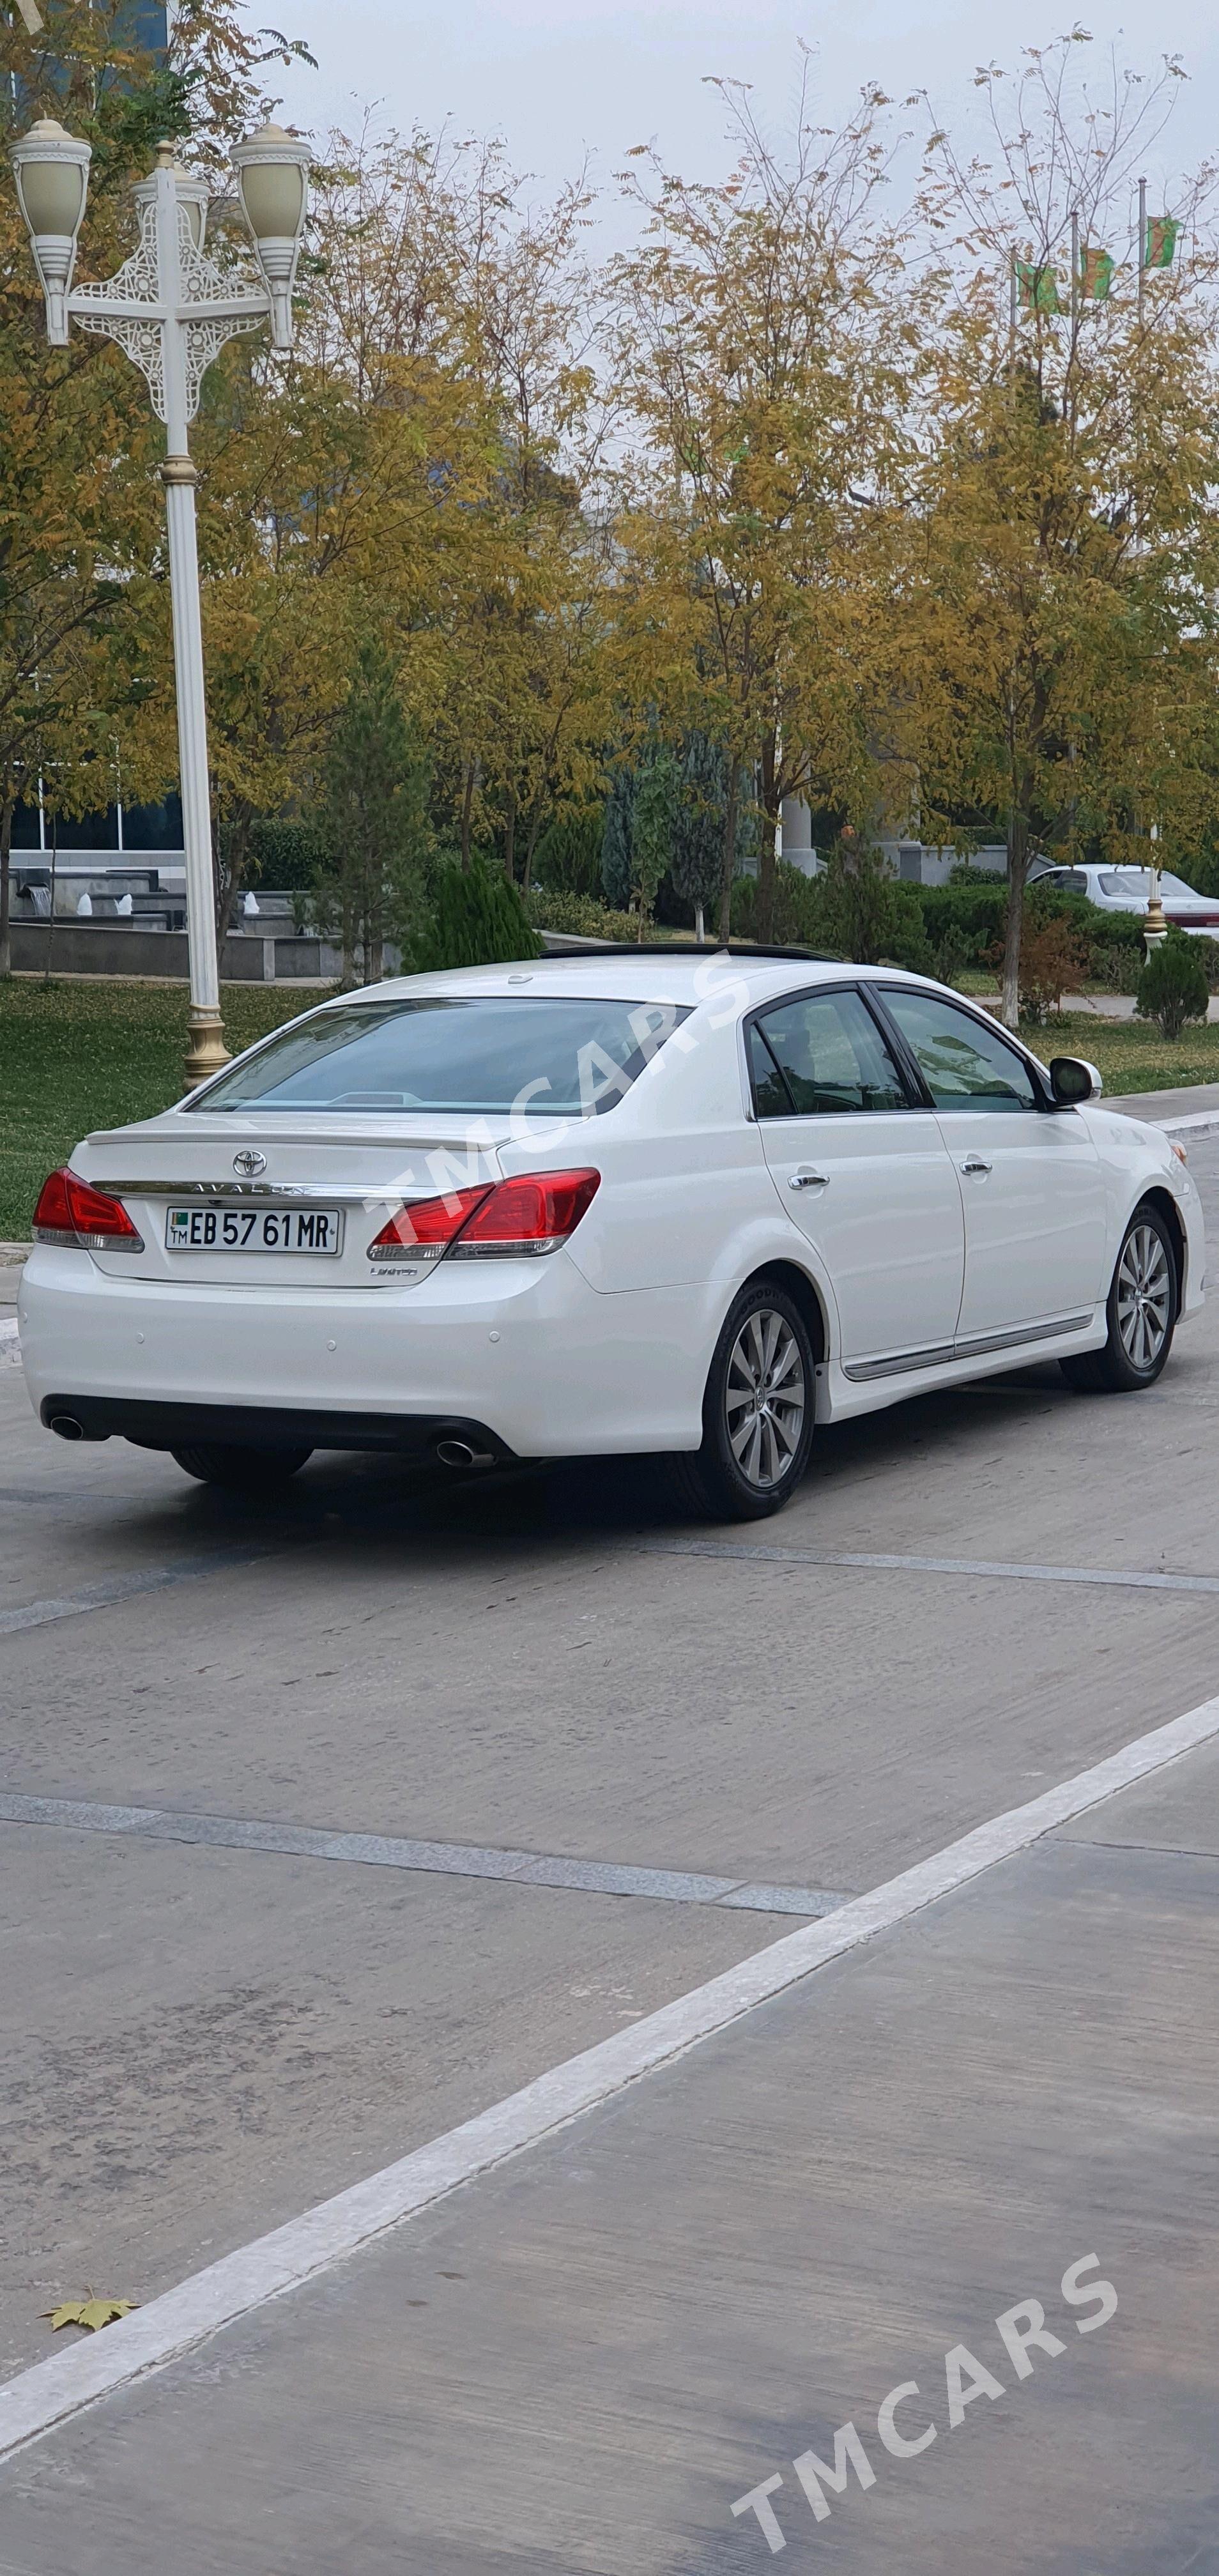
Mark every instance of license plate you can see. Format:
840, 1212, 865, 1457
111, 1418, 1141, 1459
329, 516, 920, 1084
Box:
165, 1204, 344, 1255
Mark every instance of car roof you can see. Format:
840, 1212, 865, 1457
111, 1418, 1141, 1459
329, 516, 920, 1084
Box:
318, 952, 889, 1011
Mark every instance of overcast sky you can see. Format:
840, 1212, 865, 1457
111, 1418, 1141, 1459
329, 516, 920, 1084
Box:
270, 1, 1219, 239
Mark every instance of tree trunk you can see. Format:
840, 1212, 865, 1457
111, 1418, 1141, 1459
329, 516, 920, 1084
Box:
0, 786, 14, 980
522, 804, 544, 893
717, 760, 740, 946
460, 763, 475, 872
757, 726, 779, 941
694, 901, 705, 944
340, 875, 358, 990
1002, 804, 1028, 1031
503, 785, 516, 882
213, 798, 254, 953
43, 811, 57, 981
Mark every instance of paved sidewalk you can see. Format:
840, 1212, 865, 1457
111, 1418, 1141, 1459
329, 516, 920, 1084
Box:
1111, 1079, 1219, 1126
1, 1735, 1216, 2572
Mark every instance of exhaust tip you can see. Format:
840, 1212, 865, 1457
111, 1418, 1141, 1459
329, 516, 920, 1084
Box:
433, 1436, 494, 1471
49, 1412, 86, 1442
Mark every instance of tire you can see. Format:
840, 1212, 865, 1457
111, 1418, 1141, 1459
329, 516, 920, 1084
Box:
668, 1280, 816, 1522
170, 1442, 313, 1491
1060, 1200, 1178, 1394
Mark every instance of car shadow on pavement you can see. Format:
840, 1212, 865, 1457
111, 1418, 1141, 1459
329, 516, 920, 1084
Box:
150, 1362, 1076, 1558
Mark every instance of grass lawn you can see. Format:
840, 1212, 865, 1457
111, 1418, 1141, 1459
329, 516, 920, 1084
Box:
1015, 1013, 1219, 1098
2, 976, 1217, 1243
0, 978, 327, 1243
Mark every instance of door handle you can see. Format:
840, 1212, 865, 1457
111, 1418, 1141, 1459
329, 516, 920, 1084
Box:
789, 1168, 829, 1190
961, 1155, 993, 1176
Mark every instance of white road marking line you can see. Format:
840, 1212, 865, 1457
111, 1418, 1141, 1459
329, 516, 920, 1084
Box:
3, 1684, 1218, 2464
0, 1793, 848, 1920
643, 1537, 1219, 1596
0, 1545, 279, 1637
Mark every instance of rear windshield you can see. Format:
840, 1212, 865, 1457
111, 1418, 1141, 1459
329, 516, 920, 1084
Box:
190, 995, 692, 1119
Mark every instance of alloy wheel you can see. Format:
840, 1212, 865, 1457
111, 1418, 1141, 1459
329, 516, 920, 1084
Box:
724, 1307, 806, 1490
1115, 1223, 1172, 1373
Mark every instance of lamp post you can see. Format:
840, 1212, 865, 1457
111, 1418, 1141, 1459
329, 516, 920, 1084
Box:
10, 116, 310, 1086
1144, 819, 1168, 952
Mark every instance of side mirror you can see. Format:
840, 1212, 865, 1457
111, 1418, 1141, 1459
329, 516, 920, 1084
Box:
1049, 1055, 1102, 1106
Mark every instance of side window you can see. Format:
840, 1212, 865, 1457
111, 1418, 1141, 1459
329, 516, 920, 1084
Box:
882, 990, 1037, 1112
750, 988, 910, 1116
747, 1022, 793, 1119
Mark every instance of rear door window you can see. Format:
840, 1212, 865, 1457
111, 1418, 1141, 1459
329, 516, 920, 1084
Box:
749, 988, 910, 1116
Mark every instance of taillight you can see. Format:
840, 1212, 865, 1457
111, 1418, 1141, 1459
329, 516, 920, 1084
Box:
367, 1184, 492, 1266
367, 1170, 600, 1266
452, 1170, 601, 1257
32, 1167, 144, 1253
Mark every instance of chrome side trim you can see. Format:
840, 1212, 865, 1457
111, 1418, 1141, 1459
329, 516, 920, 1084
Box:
843, 1342, 957, 1383
843, 1312, 1093, 1384
953, 1314, 1092, 1363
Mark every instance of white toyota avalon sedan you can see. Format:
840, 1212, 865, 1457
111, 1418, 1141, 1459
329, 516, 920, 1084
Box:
17, 951, 1203, 1521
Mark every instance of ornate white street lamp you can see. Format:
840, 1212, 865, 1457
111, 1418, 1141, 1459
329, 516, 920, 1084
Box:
10, 118, 311, 1085
1143, 820, 1168, 953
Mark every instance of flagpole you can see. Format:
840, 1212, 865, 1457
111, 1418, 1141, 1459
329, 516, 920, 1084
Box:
1138, 176, 1146, 325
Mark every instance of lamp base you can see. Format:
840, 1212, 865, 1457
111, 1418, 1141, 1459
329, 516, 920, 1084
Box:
183, 1004, 230, 1091
1143, 897, 1169, 954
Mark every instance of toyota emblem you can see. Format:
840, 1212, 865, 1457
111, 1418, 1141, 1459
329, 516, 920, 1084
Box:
232, 1149, 266, 1178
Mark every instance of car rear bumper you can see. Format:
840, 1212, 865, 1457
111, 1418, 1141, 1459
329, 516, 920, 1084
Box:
38, 1394, 513, 1458
18, 1246, 709, 1457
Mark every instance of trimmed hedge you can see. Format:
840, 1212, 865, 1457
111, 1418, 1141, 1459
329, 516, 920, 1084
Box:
525, 889, 640, 941
246, 817, 326, 893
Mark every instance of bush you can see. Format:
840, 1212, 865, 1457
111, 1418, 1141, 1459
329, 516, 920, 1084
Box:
914, 880, 1007, 965
1135, 932, 1211, 1039
525, 888, 638, 941
1013, 916, 1089, 1021
730, 860, 827, 947
530, 808, 605, 898
411, 859, 539, 970
878, 881, 935, 975
247, 816, 326, 894
930, 924, 977, 991
1087, 940, 1136, 992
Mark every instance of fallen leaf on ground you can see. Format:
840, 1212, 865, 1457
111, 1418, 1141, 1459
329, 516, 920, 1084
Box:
43, 2295, 137, 2333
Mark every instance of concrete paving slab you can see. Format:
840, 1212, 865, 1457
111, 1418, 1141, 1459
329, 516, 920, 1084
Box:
7, 1500, 1219, 1890
0, 1823, 780, 2380
1, 1745, 1216, 2573
1112, 1078, 1219, 1123
1060, 1726, 1219, 1860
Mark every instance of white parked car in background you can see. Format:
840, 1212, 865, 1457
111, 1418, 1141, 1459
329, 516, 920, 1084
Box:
1030, 859, 1219, 936
19, 952, 1203, 1521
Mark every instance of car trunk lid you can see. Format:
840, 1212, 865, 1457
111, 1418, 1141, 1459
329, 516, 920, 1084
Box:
72, 1113, 510, 1285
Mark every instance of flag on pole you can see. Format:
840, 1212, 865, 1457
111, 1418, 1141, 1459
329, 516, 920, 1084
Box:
1143, 216, 1179, 271
1016, 261, 1061, 314
1078, 245, 1114, 302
